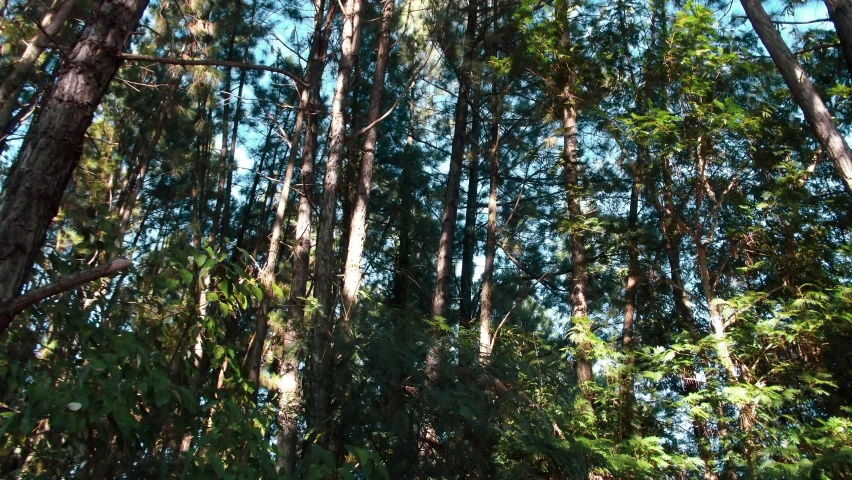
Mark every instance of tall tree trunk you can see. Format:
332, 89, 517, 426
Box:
620, 147, 642, 439
0, 0, 77, 137
392, 93, 416, 307
221, 66, 248, 249
340, 0, 394, 320
426, 0, 478, 380
248, 107, 303, 391
741, 0, 852, 194
647, 158, 719, 480
0, 0, 150, 334
557, 1, 593, 402
421, 0, 478, 461
460, 83, 482, 322
116, 81, 180, 244
562, 95, 593, 394
824, 0, 852, 80
310, 0, 363, 449
209, 21, 240, 245
478, 82, 501, 361
280, 0, 334, 470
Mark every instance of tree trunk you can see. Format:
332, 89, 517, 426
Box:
647, 158, 719, 480
426, 0, 478, 379
0, 0, 150, 332
310, 0, 363, 449
824, 0, 852, 80
460, 83, 482, 322
280, 0, 334, 470
340, 0, 394, 320
741, 0, 852, 194
620, 147, 642, 439
0, 0, 77, 137
248, 98, 305, 391
116, 81, 180, 244
478, 83, 501, 361
392, 93, 416, 307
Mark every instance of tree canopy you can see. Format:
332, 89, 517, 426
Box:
1, 0, 852, 478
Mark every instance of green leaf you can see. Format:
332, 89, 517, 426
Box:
180, 269, 194, 285
208, 454, 225, 478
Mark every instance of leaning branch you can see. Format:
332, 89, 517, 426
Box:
0, 259, 132, 334
119, 54, 306, 88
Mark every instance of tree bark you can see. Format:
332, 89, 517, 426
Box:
0, 0, 77, 137
620, 147, 642, 439
426, 0, 478, 379
0, 0, 150, 327
310, 0, 363, 449
280, 0, 334, 471
340, 0, 394, 320
460, 83, 482, 322
478, 83, 501, 361
824, 0, 852, 80
647, 157, 719, 480
741, 0, 852, 194
248, 100, 304, 391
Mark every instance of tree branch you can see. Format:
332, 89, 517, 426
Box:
0, 259, 132, 334
119, 54, 306, 88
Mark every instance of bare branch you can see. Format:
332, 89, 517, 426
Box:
119, 54, 306, 88
0, 259, 132, 334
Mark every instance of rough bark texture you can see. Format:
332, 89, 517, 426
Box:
341, 0, 394, 320
562, 96, 593, 391
248, 95, 304, 391
460, 83, 481, 322
0, 0, 150, 323
647, 158, 719, 480
0, 0, 77, 137
825, 0, 852, 80
277, 0, 333, 472
426, 0, 478, 379
478, 86, 501, 361
741, 0, 852, 194
308, 0, 363, 450
620, 148, 642, 439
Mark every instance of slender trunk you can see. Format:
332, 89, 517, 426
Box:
221, 67, 248, 249
392, 94, 416, 307
309, 0, 363, 449
210, 25, 240, 244
647, 159, 719, 480
0, 0, 150, 333
824, 0, 852, 80
248, 105, 305, 391
426, 0, 478, 378
562, 95, 592, 392
279, 0, 334, 471
620, 147, 642, 439
340, 0, 394, 320
478, 84, 501, 361
460, 83, 482, 322
556, 1, 592, 400
116, 81, 180, 243
741, 0, 852, 194
235, 122, 276, 250
0, 0, 77, 136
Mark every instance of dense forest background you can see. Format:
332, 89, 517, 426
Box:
1, 0, 852, 478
